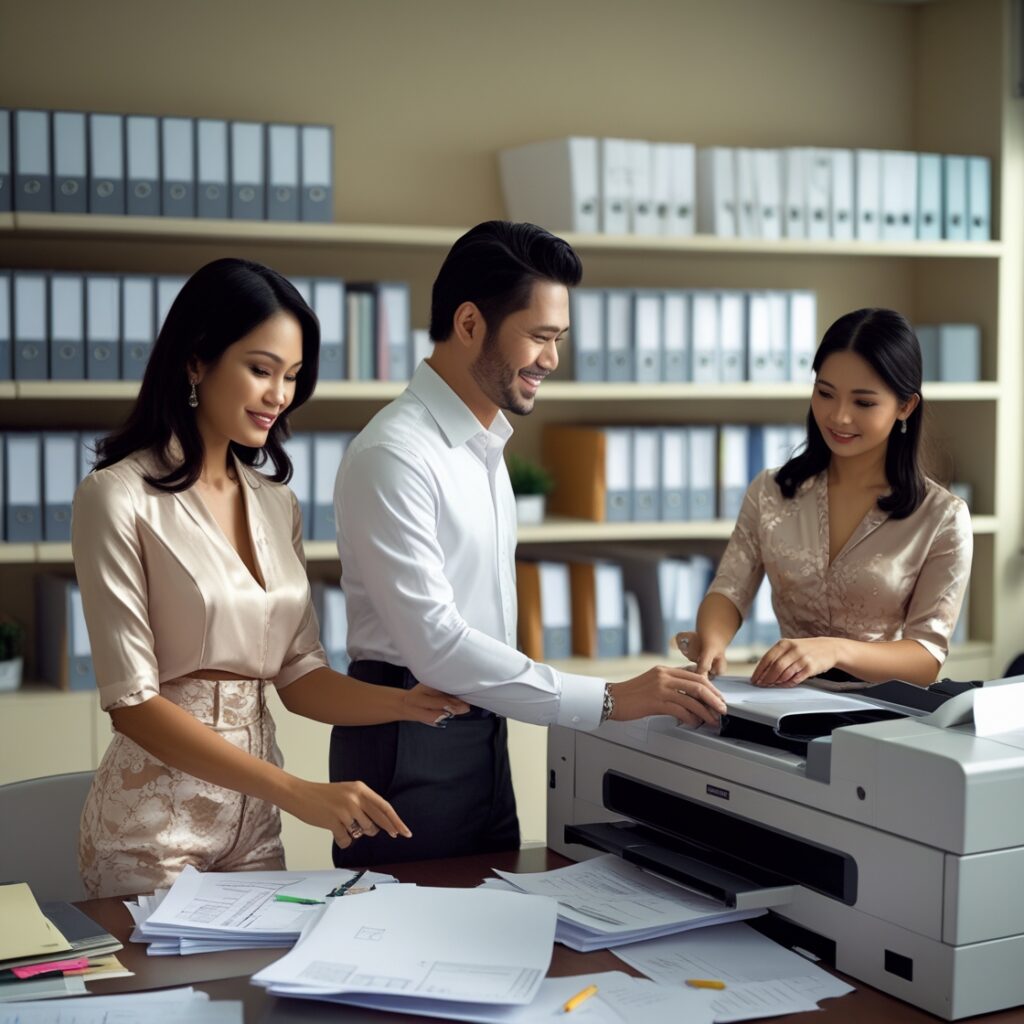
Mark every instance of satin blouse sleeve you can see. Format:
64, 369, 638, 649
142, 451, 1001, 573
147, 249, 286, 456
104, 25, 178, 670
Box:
705, 470, 769, 619
272, 490, 329, 690
72, 471, 161, 711
903, 497, 973, 664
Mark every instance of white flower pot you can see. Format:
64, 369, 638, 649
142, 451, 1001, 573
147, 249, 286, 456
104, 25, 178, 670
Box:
515, 494, 546, 526
0, 657, 23, 692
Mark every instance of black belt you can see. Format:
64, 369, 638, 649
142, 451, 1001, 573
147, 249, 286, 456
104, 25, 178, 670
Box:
348, 660, 494, 720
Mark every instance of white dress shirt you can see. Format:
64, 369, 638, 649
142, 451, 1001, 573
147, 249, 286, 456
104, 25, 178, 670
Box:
334, 361, 605, 729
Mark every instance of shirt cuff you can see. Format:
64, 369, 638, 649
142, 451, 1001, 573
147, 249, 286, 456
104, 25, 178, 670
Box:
555, 671, 606, 731
274, 649, 330, 690
907, 635, 946, 666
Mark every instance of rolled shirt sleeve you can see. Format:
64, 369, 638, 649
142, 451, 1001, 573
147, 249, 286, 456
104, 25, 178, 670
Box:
337, 444, 605, 730
72, 471, 161, 711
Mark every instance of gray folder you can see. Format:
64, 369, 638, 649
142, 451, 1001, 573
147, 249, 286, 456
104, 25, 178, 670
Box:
916, 325, 939, 381
121, 275, 155, 380
570, 289, 605, 382
311, 279, 345, 380
197, 119, 229, 219
967, 156, 990, 242
538, 562, 572, 660
659, 426, 688, 520
662, 291, 689, 382
631, 427, 660, 522
86, 275, 121, 379
5, 433, 43, 542
0, 271, 10, 380
49, 273, 85, 379
283, 434, 312, 537
604, 428, 632, 522
230, 121, 265, 220
43, 432, 78, 541
13, 272, 47, 380
15, 110, 52, 212
161, 117, 196, 217
632, 290, 663, 383
688, 425, 717, 520
126, 115, 160, 216
53, 111, 87, 214
0, 108, 10, 212
917, 154, 942, 242
267, 124, 300, 221
604, 290, 633, 383
88, 113, 125, 215
380, 282, 411, 381
311, 433, 351, 541
943, 156, 968, 241
300, 125, 333, 222
594, 562, 626, 658
156, 276, 186, 335
938, 324, 981, 382
312, 582, 349, 671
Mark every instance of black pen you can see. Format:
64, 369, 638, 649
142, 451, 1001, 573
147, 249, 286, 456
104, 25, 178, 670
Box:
327, 868, 367, 898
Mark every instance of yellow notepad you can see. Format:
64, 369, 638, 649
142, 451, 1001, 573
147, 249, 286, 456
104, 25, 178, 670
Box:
0, 883, 71, 962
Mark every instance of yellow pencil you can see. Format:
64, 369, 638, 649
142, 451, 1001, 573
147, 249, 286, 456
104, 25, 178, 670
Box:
686, 978, 726, 990
562, 983, 599, 1012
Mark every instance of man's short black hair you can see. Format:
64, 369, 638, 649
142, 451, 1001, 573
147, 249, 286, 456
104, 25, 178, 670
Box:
429, 221, 583, 342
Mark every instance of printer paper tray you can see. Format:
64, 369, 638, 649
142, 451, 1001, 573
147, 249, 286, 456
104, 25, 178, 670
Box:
565, 821, 795, 912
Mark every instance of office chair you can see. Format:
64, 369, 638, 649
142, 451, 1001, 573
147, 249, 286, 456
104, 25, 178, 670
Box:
0, 771, 94, 902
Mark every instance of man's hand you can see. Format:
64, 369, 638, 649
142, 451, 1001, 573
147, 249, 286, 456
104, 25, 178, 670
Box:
401, 684, 472, 726
611, 666, 727, 727
751, 637, 839, 687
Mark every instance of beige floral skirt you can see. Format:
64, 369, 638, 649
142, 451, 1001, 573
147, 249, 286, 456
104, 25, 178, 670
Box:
79, 677, 286, 898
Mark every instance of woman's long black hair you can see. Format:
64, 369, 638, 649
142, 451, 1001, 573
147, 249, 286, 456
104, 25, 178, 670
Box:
94, 258, 320, 492
775, 308, 925, 520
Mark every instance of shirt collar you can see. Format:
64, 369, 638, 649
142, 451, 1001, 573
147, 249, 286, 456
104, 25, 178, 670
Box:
408, 360, 513, 451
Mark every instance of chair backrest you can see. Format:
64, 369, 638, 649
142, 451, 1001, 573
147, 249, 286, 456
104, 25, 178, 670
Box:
0, 771, 95, 902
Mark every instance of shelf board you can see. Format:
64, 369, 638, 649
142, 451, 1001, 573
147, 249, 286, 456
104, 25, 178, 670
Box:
4, 513, 994, 565
2, 212, 1004, 259
2, 379, 1001, 403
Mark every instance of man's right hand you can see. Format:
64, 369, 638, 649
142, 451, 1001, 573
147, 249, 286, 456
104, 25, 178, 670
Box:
610, 666, 727, 727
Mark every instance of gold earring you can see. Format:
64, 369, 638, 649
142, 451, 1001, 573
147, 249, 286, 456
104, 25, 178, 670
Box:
188, 379, 199, 409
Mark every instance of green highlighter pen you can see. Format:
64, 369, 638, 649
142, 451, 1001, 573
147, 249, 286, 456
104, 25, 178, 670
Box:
273, 894, 324, 905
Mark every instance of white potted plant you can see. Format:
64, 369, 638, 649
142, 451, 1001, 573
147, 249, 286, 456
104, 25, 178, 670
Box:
507, 453, 554, 526
0, 619, 24, 692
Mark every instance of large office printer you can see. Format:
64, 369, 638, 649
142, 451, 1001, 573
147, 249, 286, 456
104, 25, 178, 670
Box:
548, 676, 1024, 1019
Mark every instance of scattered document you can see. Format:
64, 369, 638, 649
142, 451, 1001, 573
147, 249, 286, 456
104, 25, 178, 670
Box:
716, 676, 894, 712
308, 971, 717, 1023
492, 854, 761, 951
0, 986, 241, 1023
128, 866, 396, 955
0, 884, 70, 963
612, 922, 853, 1021
254, 885, 556, 1009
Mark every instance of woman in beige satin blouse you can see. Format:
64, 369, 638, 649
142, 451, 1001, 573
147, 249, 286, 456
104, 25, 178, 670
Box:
680, 308, 972, 688
72, 258, 469, 898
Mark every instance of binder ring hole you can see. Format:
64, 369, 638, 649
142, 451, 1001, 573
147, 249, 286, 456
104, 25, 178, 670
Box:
25, 180, 41, 194
205, 185, 221, 199
59, 344, 75, 360
95, 346, 110, 361
60, 180, 78, 196
97, 181, 114, 198
275, 187, 292, 201
239, 186, 256, 203
135, 182, 152, 198
21, 345, 39, 358
309, 187, 326, 202
856, 786, 866, 801
170, 184, 187, 200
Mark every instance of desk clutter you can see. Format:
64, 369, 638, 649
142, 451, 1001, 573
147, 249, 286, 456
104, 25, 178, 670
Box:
5, 109, 333, 222
0, 882, 126, 1003
0, 988, 242, 1023
0, 271, 414, 382
500, 135, 992, 241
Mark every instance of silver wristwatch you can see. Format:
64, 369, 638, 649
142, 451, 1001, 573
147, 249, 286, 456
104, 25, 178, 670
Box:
600, 683, 615, 724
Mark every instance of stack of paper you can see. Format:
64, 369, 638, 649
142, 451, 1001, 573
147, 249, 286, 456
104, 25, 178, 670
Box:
253, 885, 557, 1016
613, 922, 854, 1021
0, 884, 124, 1001
487, 854, 761, 952
127, 866, 396, 956
0, 986, 242, 1023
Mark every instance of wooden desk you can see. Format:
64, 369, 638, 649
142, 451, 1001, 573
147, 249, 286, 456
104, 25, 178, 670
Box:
77, 847, 1024, 1023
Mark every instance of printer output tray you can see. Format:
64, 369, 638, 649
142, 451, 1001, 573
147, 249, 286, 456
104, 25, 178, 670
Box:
565, 820, 795, 911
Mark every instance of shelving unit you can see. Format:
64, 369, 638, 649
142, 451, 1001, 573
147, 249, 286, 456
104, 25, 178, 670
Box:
1, 0, 1017, 859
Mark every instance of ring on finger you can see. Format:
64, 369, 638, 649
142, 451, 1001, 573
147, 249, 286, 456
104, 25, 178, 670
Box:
347, 821, 364, 839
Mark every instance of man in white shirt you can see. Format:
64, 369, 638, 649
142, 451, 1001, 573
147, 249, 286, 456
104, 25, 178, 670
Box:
330, 221, 726, 866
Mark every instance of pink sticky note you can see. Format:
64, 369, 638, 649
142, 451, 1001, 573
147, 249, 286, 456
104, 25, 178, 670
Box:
12, 957, 90, 979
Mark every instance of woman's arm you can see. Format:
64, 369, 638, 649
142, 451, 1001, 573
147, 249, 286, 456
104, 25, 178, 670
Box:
277, 667, 470, 726
110, 696, 411, 847
679, 593, 743, 677
751, 636, 940, 687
